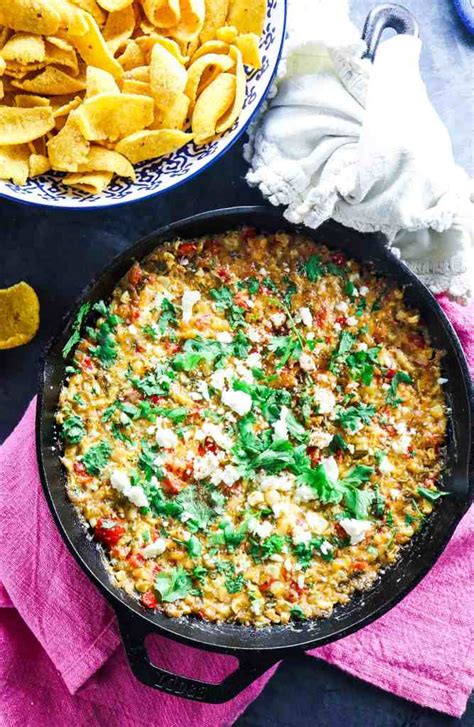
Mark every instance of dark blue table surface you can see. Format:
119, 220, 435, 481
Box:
1, 1, 472, 723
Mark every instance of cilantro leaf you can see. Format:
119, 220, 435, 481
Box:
157, 298, 177, 335
329, 434, 349, 453
301, 255, 325, 282
211, 519, 249, 551
138, 440, 164, 481
343, 488, 374, 519
82, 441, 111, 476
225, 573, 245, 594
335, 403, 376, 433
340, 465, 374, 487
328, 331, 357, 374
172, 337, 227, 371
186, 535, 202, 558
249, 534, 285, 563
62, 302, 91, 358
290, 605, 307, 621
155, 567, 192, 602
175, 486, 213, 531
268, 335, 302, 369
386, 371, 413, 407
210, 286, 246, 329
61, 414, 86, 444
131, 363, 175, 396
238, 277, 259, 295
417, 486, 448, 502
232, 330, 250, 359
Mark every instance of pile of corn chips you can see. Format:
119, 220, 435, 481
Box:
0, 0, 266, 194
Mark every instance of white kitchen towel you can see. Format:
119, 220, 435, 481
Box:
245, 0, 474, 301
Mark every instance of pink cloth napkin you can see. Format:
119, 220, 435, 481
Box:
1, 298, 473, 725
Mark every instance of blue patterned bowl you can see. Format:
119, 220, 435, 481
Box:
0, 1, 286, 210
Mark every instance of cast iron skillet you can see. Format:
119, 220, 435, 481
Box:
37, 205, 473, 702
36, 6, 473, 703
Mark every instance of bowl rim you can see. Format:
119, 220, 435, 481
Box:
0, 2, 287, 212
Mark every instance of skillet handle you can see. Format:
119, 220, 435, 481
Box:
116, 608, 278, 703
362, 3, 419, 61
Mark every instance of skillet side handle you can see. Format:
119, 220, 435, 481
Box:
116, 610, 278, 703
362, 3, 419, 61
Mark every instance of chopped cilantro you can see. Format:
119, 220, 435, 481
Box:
335, 403, 376, 433
232, 331, 250, 358
172, 337, 227, 371
301, 254, 325, 282
157, 298, 177, 335
82, 441, 111, 476
238, 277, 260, 295
209, 286, 246, 328
211, 519, 249, 551
417, 486, 448, 503
293, 537, 333, 568
268, 335, 302, 369
61, 415, 86, 444
142, 324, 159, 340
131, 363, 175, 396
386, 371, 413, 407
328, 331, 357, 374
290, 606, 307, 621
192, 565, 207, 584
249, 534, 285, 563
175, 486, 213, 532
329, 434, 349, 453
155, 567, 192, 602
89, 306, 121, 368
225, 573, 245, 594
138, 441, 163, 481
62, 302, 91, 358
186, 535, 202, 558
371, 485, 386, 518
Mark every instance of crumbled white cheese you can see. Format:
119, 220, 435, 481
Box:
248, 518, 273, 539
305, 511, 328, 534
313, 386, 336, 415
438, 377, 448, 385
346, 316, 358, 327
210, 368, 229, 391
299, 352, 316, 372
270, 312, 286, 328
379, 455, 394, 474
128, 324, 138, 335
309, 429, 333, 449
213, 464, 241, 487
234, 361, 254, 384
306, 332, 315, 341
181, 289, 201, 323
196, 380, 210, 400
273, 405, 289, 440
110, 470, 149, 508
195, 422, 234, 451
335, 301, 349, 313
356, 342, 368, 351
247, 352, 262, 368
334, 321, 341, 331
294, 485, 317, 503
321, 456, 339, 481
392, 434, 412, 454
299, 307, 313, 327
247, 326, 262, 343
155, 424, 178, 449
292, 524, 312, 545
359, 286, 369, 296
390, 488, 401, 500
142, 538, 167, 558
260, 474, 295, 491
250, 598, 264, 615
339, 518, 372, 545
320, 540, 333, 556
193, 451, 222, 480
221, 388, 252, 416
216, 330, 233, 343
271, 502, 286, 518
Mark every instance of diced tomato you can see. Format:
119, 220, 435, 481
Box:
94, 518, 126, 548
164, 341, 180, 354
260, 579, 275, 592
307, 447, 320, 467
152, 564, 162, 576
129, 307, 140, 321
150, 395, 166, 405
135, 344, 145, 354
162, 476, 183, 496
385, 368, 397, 380
128, 263, 143, 287
331, 252, 346, 267
217, 266, 231, 282
80, 356, 93, 372
127, 553, 145, 569
242, 226, 257, 240
314, 306, 327, 327
141, 592, 158, 609
353, 561, 368, 572
73, 461, 92, 482
198, 438, 218, 456
335, 316, 347, 326
233, 292, 250, 310
178, 242, 197, 257
206, 240, 221, 256
408, 332, 425, 348
334, 522, 348, 540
